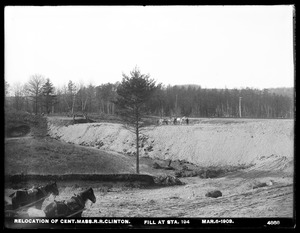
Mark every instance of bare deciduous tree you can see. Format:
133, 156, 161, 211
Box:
67, 80, 77, 117
25, 74, 45, 115
12, 82, 26, 111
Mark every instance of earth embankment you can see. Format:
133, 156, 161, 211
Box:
47, 118, 294, 172
5, 117, 294, 218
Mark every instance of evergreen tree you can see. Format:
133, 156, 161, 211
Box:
41, 78, 56, 114
114, 67, 157, 174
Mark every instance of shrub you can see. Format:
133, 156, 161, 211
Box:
5, 110, 47, 137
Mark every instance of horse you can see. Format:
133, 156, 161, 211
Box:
173, 117, 183, 125
9, 181, 59, 210
173, 117, 177, 125
175, 117, 187, 125
157, 118, 171, 125
157, 118, 163, 125
44, 187, 96, 218
180, 116, 186, 125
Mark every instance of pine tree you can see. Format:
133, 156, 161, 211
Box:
114, 67, 157, 174
41, 78, 56, 114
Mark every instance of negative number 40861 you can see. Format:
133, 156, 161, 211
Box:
267, 221, 280, 225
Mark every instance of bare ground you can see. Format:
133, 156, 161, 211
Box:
4, 117, 294, 218
5, 173, 293, 218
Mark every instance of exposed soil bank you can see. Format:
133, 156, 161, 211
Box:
48, 118, 294, 169
5, 117, 294, 218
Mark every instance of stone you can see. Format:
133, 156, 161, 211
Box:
205, 190, 222, 198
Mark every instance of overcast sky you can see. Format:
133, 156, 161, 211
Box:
5, 5, 294, 90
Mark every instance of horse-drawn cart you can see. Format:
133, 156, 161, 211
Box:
5, 182, 59, 217
5, 195, 50, 217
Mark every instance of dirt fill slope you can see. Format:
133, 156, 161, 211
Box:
48, 118, 294, 171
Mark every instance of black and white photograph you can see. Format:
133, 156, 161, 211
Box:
4, 5, 295, 229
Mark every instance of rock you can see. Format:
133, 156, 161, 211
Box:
152, 162, 161, 169
253, 180, 274, 189
205, 190, 222, 198
253, 183, 268, 189
147, 199, 156, 205
182, 165, 190, 171
165, 166, 175, 170
267, 180, 274, 186
147, 145, 153, 152
153, 175, 183, 186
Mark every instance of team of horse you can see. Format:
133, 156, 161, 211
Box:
9, 182, 59, 210
44, 187, 96, 217
157, 116, 189, 125
5, 182, 96, 218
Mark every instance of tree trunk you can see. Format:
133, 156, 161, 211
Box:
112, 103, 115, 115
239, 97, 242, 118
135, 106, 140, 174
107, 102, 110, 115
71, 94, 76, 115
136, 120, 140, 174
46, 95, 49, 114
35, 97, 38, 115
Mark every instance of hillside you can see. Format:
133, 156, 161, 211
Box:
48, 117, 294, 170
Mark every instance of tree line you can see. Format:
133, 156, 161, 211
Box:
4, 69, 294, 174
5, 74, 294, 119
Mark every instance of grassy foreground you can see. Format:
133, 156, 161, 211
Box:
4, 110, 134, 175
5, 137, 136, 175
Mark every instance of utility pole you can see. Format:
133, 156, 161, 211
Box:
239, 97, 242, 118
175, 94, 178, 116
